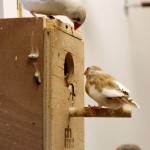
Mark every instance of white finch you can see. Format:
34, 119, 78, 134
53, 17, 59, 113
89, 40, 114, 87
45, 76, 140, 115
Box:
84, 66, 140, 109
20, 0, 86, 30
116, 144, 142, 150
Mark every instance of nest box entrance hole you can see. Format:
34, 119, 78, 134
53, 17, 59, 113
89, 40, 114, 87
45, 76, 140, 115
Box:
64, 53, 74, 84
64, 53, 76, 103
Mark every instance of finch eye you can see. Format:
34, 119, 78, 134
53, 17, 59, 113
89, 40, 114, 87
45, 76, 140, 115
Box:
77, 17, 80, 22
72, 17, 81, 22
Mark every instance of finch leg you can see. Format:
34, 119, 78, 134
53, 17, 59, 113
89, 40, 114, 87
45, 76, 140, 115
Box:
30, 11, 37, 17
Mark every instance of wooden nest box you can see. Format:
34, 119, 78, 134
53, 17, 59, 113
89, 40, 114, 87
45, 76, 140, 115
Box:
0, 17, 84, 150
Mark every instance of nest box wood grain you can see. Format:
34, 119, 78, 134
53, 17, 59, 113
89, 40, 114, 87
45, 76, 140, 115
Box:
0, 17, 84, 150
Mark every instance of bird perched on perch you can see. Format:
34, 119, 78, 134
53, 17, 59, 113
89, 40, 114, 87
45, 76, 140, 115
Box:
20, 0, 86, 30
116, 144, 142, 150
84, 66, 140, 109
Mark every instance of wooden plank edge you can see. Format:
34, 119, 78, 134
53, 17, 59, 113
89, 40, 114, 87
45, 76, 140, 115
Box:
44, 17, 83, 40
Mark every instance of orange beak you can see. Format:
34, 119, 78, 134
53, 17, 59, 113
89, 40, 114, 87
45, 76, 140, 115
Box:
74, 22, 81, 30
116, 147, 121, 150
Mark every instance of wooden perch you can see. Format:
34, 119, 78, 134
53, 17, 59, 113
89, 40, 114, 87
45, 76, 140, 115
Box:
69, 107, 131, 118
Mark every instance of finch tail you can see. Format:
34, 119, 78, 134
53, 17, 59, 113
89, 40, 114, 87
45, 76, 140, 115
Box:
123, 98, 140, 108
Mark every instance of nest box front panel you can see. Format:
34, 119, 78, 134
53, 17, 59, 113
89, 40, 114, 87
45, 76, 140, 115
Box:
44, 28, 84, 150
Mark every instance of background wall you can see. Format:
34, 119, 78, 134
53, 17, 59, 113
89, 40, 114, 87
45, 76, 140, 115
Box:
0, 0, 150, 149
82, 0, 150, 149
2, 0, 17, 18
0, 0, 4, 18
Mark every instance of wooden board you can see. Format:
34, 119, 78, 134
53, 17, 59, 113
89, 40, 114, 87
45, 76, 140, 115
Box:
0, 17, 84, 150
43, 26, 84, 150
0, 18, 44, 150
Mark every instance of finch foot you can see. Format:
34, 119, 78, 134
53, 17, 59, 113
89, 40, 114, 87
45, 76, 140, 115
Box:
30, 11, 37, 17
88, 105, 100, 111
88, 105, 100, 116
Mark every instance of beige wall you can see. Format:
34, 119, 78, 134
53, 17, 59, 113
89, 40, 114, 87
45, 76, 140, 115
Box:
82, 0, 150, 149
2, 0, 17, 18
0, 0, 150, 149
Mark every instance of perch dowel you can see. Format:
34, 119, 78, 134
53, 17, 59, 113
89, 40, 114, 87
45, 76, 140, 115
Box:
69, 107, 131, 118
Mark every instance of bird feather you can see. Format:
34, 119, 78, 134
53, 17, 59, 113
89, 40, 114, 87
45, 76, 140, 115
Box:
102, 88, 125, 98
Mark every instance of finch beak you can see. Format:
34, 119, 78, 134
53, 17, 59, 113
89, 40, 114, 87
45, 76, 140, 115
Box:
84, 70, 87, 75
116, 148, 121, 150
74, 23, 81, 30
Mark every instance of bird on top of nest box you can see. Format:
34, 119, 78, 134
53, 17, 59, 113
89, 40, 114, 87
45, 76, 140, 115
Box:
84, 66, 140, 109
116, 144, 142, 150
20, 0, 86, 30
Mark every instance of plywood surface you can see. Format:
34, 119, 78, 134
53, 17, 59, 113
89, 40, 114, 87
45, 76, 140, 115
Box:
44, 27, 84, 150
0, 18, 44, 150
